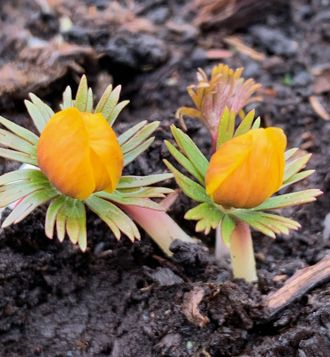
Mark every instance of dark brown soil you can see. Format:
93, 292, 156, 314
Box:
0, 0, 329, 356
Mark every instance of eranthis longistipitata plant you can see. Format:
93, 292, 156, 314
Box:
165, 108, 322, 282
0, 76, 194, 253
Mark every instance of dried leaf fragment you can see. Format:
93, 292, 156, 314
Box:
206, 49, 233, 59
224, 36, 266, 62
182, 286, 210, 327
309, 96, 330, 120
312, 65, 330, 94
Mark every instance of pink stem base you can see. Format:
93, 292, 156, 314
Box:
211, 131, 217, 152
121, 203, 195, 256
230, 221, 257, 282
215, 225, 230, 260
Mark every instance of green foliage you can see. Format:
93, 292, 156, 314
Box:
251, 117, 261, 129
121, 122, 159, 165
164, 160, 210, 203
216, 107, 263, 148
253, 189, 321, 210
117, 174, 173, 189
221, 215, 236, 245
185, 202, 223, 234
96, 190, 165, 210
75, 75, 89, 111
165, 140, 204, 184
282, 73, 294, 86
0, 116, 38, 144
25, 93, 54, 133
170, 125, 208, 178
282, 150, 314, 188
94, 82, 129, 126
2, 188, 58, 228
85, 195, 140, 241
46, 197, 87, 250
235, 109, 256, 137
0, 148, 37, 165
0, 174, 50, 207
0, 115, 38, 165
61, 86, 73, 109
217, 107, 236, 147
234, 210, 300, 238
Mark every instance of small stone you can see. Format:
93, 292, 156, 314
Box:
148, 7, 169, 24
105, 33, 168, 70
191, 47, 207, 66
293, 71, 312, 87
244, 62, 260, 78
186, 341, 193, 350
146, 267, 183, 286
156, 333, 182, 355
250, 25, 298, 56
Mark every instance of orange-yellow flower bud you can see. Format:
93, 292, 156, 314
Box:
37, 108, 123, 200
206, 128, 286, 208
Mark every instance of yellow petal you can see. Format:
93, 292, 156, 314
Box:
81, 112, 123, 193
37, 108, 95, 199
206, 133, 252, 196
206, 128, 287, 208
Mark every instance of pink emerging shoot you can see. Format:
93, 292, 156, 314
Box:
121, 202, 195, 256
176, 64, 262, 146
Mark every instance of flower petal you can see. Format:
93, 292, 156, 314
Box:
206, 133, 252, 196
81, 112, 123, 193
206, 128, 286, 208
37, 108, 95, 199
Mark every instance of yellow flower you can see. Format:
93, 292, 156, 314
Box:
37, 107, 123, 200
206, 128, 287, 208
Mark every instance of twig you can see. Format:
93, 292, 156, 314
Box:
264, 255, 330, 317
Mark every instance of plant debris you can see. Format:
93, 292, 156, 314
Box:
182, 286, 210, 327
264, 255, 330, 317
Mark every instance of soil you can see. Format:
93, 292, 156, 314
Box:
0, 0, 330, 356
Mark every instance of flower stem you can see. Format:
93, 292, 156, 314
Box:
121, 203, 195, 256
215, 225, 230, 260
229, 220, 257, 282
211, 131, 218, 152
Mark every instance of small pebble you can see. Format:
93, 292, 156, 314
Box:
146, 267, 183, 286
250, 25, 298, 56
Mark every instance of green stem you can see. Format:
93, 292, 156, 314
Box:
230, 220, 257, 282
121, 202, 195, 256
